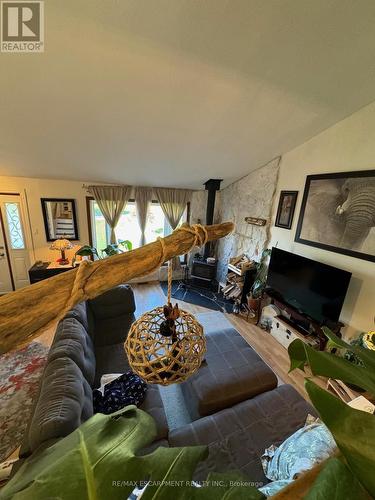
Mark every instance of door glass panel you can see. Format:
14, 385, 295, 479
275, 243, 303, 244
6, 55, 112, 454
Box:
4, 202, 25, 249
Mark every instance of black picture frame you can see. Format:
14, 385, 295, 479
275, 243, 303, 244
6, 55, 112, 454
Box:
295, 169, 375, 263
275, 190, 298, 229
41, 198, 79, 242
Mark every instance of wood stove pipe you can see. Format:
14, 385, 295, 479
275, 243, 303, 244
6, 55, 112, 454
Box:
204, 179, 222, 258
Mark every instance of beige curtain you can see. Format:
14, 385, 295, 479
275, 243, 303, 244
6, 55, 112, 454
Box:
154, 187, 192, 269
135, 187, 153, 247
88, 185, 132, 244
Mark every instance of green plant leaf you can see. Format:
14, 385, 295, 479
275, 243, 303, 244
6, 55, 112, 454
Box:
76, 245, 98, 258
101, 244, 120, 256
288, 339, 375, 396
305, 379, 375, 497
118, 239, 132, 251
191, 472, 265, 499
288, 338, 307, 372
250, 249, 270, 298
304, 457, 371, 500
0, 406, 264, 500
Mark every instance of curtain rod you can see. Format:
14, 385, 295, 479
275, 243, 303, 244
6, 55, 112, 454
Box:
82, 184, 198, 191
82, 183, 129, 189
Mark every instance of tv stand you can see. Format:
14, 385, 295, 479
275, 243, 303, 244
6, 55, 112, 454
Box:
267, 296, 343, 351
270, 316, 321, 350
279, 315, 311, 337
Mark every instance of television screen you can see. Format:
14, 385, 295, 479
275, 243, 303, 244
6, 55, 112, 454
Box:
266, 247, 351, 325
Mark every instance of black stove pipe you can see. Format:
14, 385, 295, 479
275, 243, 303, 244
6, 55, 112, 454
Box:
203, 179, 222, 258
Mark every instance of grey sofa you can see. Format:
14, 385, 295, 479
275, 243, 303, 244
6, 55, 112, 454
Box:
19, 285, 168, 465
18, 285, 314, 487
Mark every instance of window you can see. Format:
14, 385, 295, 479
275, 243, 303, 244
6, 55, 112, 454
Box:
87, 198, 189, 261
5, 202, 25, 249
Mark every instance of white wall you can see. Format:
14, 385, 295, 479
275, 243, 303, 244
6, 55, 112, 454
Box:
270, 101, 375, 337
0, 177, 91, 263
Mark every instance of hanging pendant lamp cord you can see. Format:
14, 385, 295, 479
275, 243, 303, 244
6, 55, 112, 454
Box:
167, 260, 173, 304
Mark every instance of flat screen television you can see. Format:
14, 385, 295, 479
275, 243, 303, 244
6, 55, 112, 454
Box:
265, 247, 351, 325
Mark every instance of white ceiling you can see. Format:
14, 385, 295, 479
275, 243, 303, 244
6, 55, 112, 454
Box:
1, 0, 375, 188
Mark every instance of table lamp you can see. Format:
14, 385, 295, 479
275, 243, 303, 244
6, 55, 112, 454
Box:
50, 238, 73, 265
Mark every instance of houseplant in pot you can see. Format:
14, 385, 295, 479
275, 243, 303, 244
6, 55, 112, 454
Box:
338, 330, 375, 392
246, 248, 271, 313
75, 240, 132, 261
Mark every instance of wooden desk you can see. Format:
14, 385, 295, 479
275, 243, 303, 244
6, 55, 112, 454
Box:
28, 262, 73, 284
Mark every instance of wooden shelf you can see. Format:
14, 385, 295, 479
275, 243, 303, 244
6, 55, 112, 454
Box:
221, 264, 256, 304
228, 263, 244, 276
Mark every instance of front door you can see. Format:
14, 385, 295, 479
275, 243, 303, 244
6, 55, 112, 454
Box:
0, 215, 13, 293
0, 195, 31, 290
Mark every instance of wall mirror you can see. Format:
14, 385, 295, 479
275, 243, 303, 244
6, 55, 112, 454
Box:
41, 198, 79, 241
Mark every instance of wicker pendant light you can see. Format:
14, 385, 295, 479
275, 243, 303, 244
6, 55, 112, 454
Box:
125, 260, 206, 385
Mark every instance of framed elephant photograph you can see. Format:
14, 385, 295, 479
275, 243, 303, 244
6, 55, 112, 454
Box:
295, 169, 375, 262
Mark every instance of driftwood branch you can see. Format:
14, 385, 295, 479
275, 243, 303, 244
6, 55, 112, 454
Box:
271, 452, 340, 499
0, 222, 234, 354
271, 459, 325, 499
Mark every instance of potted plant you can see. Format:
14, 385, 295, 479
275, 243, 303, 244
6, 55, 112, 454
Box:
75, 240, 132, 261
74, 245, 99, 261
246, 248, 271, 312
101, 240, 132, 257
339, 330, 375, 392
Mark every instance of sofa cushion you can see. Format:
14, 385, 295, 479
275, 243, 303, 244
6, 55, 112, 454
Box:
169, 385, 316, 485
181, 328, 278, 418
95, 343, 169, 440
93, 314, 135, 347
94, 343, 131, 386
28, 357, 93, 453
88, 285, 136, 346
88, 285, 136, 320
140, 385, 170, 441
49, 317, 96, 386
63, 301, 89, 332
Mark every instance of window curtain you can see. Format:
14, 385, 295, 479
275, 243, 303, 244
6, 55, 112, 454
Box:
154, 187, 192, 269
87, 185, 132, 244
135, 186, 153, 247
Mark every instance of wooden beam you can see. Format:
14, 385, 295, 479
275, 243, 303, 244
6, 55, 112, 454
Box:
271, 460, 325, 499
0, 222, 234, 354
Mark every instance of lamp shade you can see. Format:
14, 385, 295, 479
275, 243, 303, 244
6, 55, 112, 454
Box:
49, 238, 74, 251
